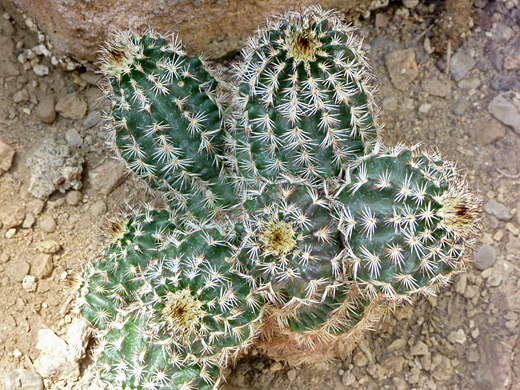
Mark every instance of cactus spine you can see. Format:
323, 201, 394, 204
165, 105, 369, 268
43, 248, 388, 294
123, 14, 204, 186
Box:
76, 5, 482, 389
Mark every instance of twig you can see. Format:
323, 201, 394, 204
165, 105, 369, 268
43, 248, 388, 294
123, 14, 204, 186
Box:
445, 39, 451, 75
495, 166, 520, 179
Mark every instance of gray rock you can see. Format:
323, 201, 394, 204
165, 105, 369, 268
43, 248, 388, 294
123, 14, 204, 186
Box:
34, 96, 57, 124
35, 240, 61, 254
488, 91, 520, 132
458, 77, 481, 90
32, 253, 53, 278
474, 244, 497, 270
450, 51, 475, 82
0, 204, 26, 229
410, 340, 429, 356
28, 137, 84, 199
474, 119, 505, 145
422, 77, 452, 97
90, 199, 108, 217
7, 260, 30, 282
3, 369, 43, 390
490, 22, 514, 42
448, 329, 467, 344
65, 129, 82, 147
65, 190, 83, 206
0, 139, 15, 173
89, 160, 127, 195
22, 275, 37, 292
55, 93, 87, 119
402, 0, 419, 8
39, 215, 56, 233
34, 329, 80, 380
483, 198, 512, 221
13, 88, 29, 104
451, 99, 468, 116
385, 48, 419, 91
33, 64, 50, 77
487, 273, 502, 287
83, 110, 102, 129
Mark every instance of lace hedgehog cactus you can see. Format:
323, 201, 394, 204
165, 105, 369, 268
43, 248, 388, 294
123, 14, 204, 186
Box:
74, 5, 482, 388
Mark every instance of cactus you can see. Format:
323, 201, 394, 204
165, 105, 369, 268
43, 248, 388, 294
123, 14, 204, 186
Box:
75, 5, 482, 389
75, 208, 263, 388
228, 6, 381, 186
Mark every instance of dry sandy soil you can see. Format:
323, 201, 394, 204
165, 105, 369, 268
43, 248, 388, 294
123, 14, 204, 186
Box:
0, 1, 519, 390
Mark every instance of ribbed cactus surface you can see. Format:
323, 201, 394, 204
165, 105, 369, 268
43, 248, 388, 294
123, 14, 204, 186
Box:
76, 209, 263, 389
76, 6, 482, 388
229, 6, 380, 185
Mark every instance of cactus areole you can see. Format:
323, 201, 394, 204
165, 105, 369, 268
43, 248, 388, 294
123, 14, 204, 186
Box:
75, 5, 482, 389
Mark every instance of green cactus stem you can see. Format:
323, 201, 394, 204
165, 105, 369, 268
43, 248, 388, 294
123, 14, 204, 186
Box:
229, 5, 381, 186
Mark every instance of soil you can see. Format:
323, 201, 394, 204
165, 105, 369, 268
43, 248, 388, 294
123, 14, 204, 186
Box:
0, 1, 519, 390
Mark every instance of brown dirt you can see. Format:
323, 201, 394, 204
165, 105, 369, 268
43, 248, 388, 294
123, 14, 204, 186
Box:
0, 1, 519, 390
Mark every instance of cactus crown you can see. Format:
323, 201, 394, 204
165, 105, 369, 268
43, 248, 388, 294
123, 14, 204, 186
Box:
76, 5, 482, 389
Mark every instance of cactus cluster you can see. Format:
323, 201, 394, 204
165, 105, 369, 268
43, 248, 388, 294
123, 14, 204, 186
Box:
75, 5, 482, 389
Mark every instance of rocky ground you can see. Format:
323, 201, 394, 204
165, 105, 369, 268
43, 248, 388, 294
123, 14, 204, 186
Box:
1, 1, 519, 390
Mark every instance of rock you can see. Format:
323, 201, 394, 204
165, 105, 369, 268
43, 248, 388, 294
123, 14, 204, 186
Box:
342, 372, 356, 387
381, 96, 398, 111
418, 103, 431, 114
89, 160, 127, 195
22, 275, 37, 292
7, 260, 30, 282
0, 139, 15, 173
35, 240, 61, 254
422, 78, 451, 97
448, 329, 467, 344
286, 369, 297, 382
474, 119, 505, 145
385, 49, 419, 91
387, 338, 407, 352
83, 110, 102, 129
90, 199, 108, 217
451, 98, 468, 116
450, 51, 475, 82
474, 244, 497, 270
26, 199, 45, 215
487, 273, 502, 287
0, 204, 26, 229
410, 340, 429, 356
39, 215, 56, 233
28, 137, 84, 199
488, 91, 520, 132
490, 22, 514, 42
3, 369, 43, 390
66, 190, 83, 206
6, 228, 16, 238
55, 93, 88, 120
65, 129, 82, 147
34, 329, 80, 380
65, 318, 91, 361
34, 96, 56, 124
353, 349, 368, 367
383, 356, 405, 372
483, 198, 512, 221
13, 88, 29, 104
22, 213, 36, 229
32, 64, 49, 76
431, 355, 453, 381
32, 253, 53, 278
458, 77, 481, 90
1, 0, 378, 62
402, 0, 419, 8
374, 13, 389, 28
454, 273, 467, 295
507, 232, 520, 252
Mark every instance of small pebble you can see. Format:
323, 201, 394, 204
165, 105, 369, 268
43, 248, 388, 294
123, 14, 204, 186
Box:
22, 275, 37, 292
474, 244, 497, 270
34, 96, 56, 124
33, 64, 50, 76
40, 215, 56, 233
22, 213, 36, 229
3, 369, 43, 390
66, 190, 83, 206
65, 129, 82, 147
6, 228, 16, 238
83, 110, 102, 129
13, 88, 29, 103
451, 99, 468, 116
487, 273, 502, 287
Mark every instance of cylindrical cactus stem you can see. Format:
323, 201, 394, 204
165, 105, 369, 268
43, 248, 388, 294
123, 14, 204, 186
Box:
231, 183, 345, 309
332, 144, 482, 302
75, 208, 264, 389
228, 5, 381, 186
99, 31, 238, 222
